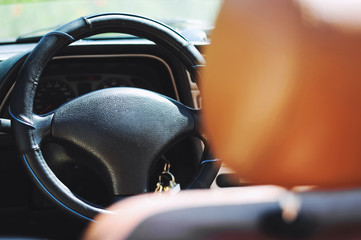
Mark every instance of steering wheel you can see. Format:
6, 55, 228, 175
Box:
9, 13, 219, 221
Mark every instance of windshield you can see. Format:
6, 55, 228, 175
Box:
0, 0, 222, 42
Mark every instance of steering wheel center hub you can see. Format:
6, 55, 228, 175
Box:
52, 87, 195, 195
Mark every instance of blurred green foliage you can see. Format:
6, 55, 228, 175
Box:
0, 0, 221, 41
0, 0, 53, 4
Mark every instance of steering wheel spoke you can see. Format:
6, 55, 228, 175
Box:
32, 113, 54, 145
105, 152, 154, 196
190, 109, 202, 133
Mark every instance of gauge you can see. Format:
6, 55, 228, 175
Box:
97, 77, 134, 89
33, 78, 75, 115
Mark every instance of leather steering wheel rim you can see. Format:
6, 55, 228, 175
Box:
9, 13, 219, 220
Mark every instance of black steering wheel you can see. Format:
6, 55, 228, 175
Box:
9, 13, 219, 220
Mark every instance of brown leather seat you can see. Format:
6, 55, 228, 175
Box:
84, 0, 361, 239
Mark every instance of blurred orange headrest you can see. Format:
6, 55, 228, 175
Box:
202, 0, 361, 188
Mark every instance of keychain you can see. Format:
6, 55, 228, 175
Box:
154, 162, 181, 195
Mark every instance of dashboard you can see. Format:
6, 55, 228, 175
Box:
0, 42, 201, 117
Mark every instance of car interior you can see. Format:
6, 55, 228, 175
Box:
1, 0, 361, 239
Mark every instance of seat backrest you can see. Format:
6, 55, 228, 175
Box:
202, 0, 361, 188
84, 186, 361, 239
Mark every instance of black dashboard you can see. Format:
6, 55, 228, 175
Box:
33, 55, 178, 114
0, 42, 200, 117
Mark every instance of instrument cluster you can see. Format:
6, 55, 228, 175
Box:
33, 56, 176, 114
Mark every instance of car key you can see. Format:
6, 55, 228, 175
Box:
155, 162, 181, 195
